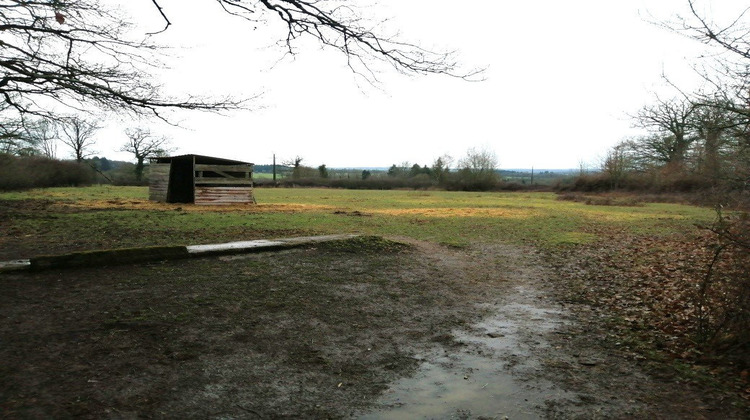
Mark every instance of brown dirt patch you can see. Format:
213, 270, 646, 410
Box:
2, 236, 747, 418
0, 238, 500, 418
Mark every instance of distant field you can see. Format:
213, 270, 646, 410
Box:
0, 186, 713, 258
253, 172, 283, 179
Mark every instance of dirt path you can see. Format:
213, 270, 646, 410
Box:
364, 240, 742, 419
0, 237, 743, 418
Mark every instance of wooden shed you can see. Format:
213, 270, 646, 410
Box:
149, 154, 255, 205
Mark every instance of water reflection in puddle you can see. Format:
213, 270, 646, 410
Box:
360, 290, 573, 419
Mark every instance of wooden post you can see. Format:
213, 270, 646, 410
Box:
192, 155, 197, 186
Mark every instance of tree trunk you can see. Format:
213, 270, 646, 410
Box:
135, 157, 145, 182
703, 128, 721, 183
665, 133, 691, 173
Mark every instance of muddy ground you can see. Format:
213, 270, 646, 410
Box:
0, 236, 746, 418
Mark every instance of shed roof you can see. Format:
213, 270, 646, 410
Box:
150, 154, 253, 166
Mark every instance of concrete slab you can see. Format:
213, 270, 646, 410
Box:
0, 234, 361, 273
0, 259, 31, 273
186, 234, 359, 256
187, 240, 287, 254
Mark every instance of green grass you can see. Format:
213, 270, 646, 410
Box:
0, 185, 147, 201
0, 186, 715, 254
259, 189, 712, 246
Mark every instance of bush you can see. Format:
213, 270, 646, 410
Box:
557, 192, 645, 207
564, 171, 715, 193
108, 162, 146, 186
0, 154, 94, 190
695, 210, 750, 362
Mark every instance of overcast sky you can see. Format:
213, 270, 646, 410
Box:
96, 0, 744, 169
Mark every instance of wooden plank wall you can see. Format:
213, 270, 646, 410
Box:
194, 186, 255, 205
148, 163, 171, 202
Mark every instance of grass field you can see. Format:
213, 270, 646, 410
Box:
2, 186, 747, 418
253, 172, 284, 179
0, 186, 714, 258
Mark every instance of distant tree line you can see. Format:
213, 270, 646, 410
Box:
573, 93, 749, 196
256, 147, 552, 192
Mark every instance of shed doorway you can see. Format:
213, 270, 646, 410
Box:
166, 157, 194, 203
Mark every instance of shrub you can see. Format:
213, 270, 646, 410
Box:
695, 210, 750, 362
108, 162, 147, 186
0, 154, 94, 190
556, 192, 645, 207
564, 171, 717, 193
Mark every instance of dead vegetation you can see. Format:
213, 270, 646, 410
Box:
547, 220, 750, 408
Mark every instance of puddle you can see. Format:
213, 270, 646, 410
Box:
360, 286, 574, 419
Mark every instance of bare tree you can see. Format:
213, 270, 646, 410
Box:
1, 0, 478, 125
0, 113, 55, 156
459, 147, 498, 175
0, 114, 27, 154
455, 146, 499, 190
691, 100, 736, 180
121, 128, 172, 181
601, 140, 638, 189
25, 119, 58, 158
59, 116, 99, 162
652, 2, 750, 188
633, 96, 697, 169
630, 134, 680, 168
283, 156, 304, 179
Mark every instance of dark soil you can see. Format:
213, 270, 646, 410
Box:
0, 237, 497, 418
2, 236, 748, 418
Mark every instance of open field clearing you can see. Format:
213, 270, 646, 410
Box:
0, 186, 713, 259
1, 187, 748, 418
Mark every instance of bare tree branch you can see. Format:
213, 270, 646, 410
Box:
147, 0, 172, 35
0, 0, 243, 123
1, 0, 481, 128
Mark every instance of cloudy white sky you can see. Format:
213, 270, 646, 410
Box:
96, 0, 745, 169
